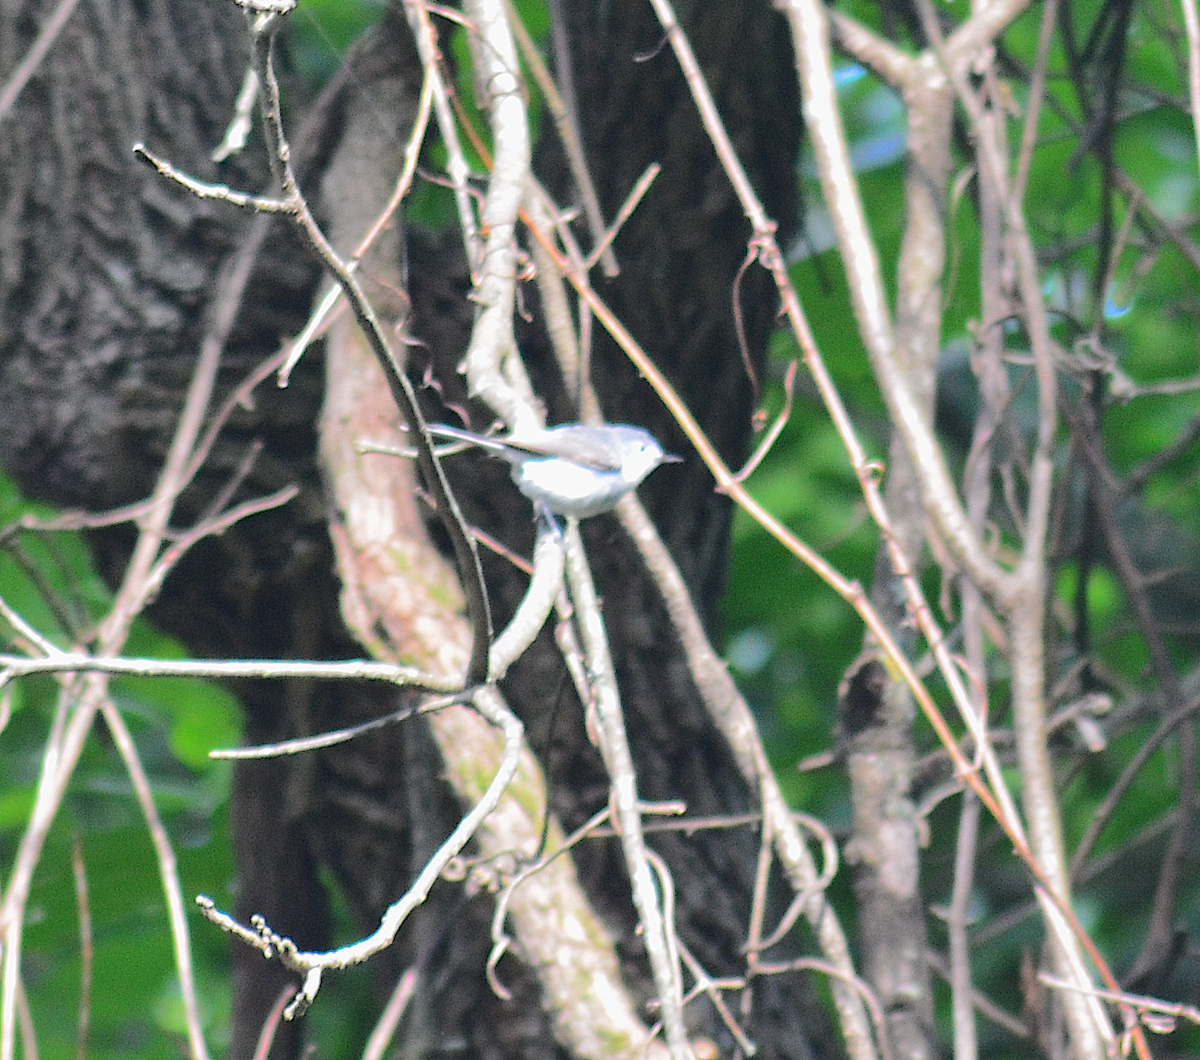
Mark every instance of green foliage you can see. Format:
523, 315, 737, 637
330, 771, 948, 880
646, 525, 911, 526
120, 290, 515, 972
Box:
7, 0, 1200, 1056
0, 471, 238, 1060
721, 4, 1200, 1053
289, 0, 388, 84
20, 809, 235, 1060
723, 61, 906, 806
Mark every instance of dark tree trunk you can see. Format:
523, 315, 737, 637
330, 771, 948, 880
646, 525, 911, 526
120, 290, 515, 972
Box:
1, 3, 827, 1060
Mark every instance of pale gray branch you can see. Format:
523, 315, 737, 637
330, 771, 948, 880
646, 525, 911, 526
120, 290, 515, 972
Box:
562, 523, 691, 1060
198, 684, 523, 1019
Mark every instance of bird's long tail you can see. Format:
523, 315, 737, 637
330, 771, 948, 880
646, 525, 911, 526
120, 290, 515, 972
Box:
426, 423, 512, 456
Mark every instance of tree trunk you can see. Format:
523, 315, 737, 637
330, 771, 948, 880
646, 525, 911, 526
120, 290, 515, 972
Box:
0, 2, 823, 1059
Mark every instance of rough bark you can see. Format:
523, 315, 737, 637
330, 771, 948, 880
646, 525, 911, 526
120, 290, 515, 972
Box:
0, 3, 824, 1059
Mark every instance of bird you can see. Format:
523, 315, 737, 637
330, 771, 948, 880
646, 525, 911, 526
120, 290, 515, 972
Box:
426, 422, 681, 519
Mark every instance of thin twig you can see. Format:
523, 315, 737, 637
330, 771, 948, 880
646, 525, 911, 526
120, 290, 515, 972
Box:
361, 969, 419, 1060
1111, 168, 1200, 276
561, 524, 690, 1060
1180, 0, 1200, 182
251, 988, 295, 1060
98, 699, 208, 1058
278, 66, 436, 386
133, 145, 293, 212
239, 6, 494, 683
0, 107, 273, 1060
1013, 0, 1061, 204
675, 937, 756, 1057
198, 684, 523, 1018
0, 0, 82, 120
731, 362, 798, 483
754, 957, 894, 1060
183, 348, 288, 488
70, 838, 91, 1060
404, 0, 483, 268
585, 163, 659, 272
503, 0, 617, 275
210, 690, 468, 759
946, 791, 982, 1060
0, 651, 457, 692
925, 950, 1030, 1040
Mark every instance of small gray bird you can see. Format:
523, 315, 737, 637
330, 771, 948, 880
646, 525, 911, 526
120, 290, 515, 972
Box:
428, 422, 680, 518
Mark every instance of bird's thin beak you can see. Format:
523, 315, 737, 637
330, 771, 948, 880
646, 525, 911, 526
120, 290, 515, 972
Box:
661, 452, 685, 464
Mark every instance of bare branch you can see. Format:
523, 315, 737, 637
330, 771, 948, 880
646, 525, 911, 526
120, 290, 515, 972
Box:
98, 699, 208, 1059
0, 106, 277, 1060
456, 0, 540, 432
404, 0, 483, 268
198, 684, 524, 1019
1178, 0, 1200, 179
70, 839, 91, 1060
0, 651, 458, 691
238, 5, 494, 683
132, 145, 294, 212
562, 523, 690, 1060
503, 0, 617, 275
0, 0, 82, 119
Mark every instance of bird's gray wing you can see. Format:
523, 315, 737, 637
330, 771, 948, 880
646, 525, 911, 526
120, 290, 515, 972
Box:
506, 425, 626, 470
